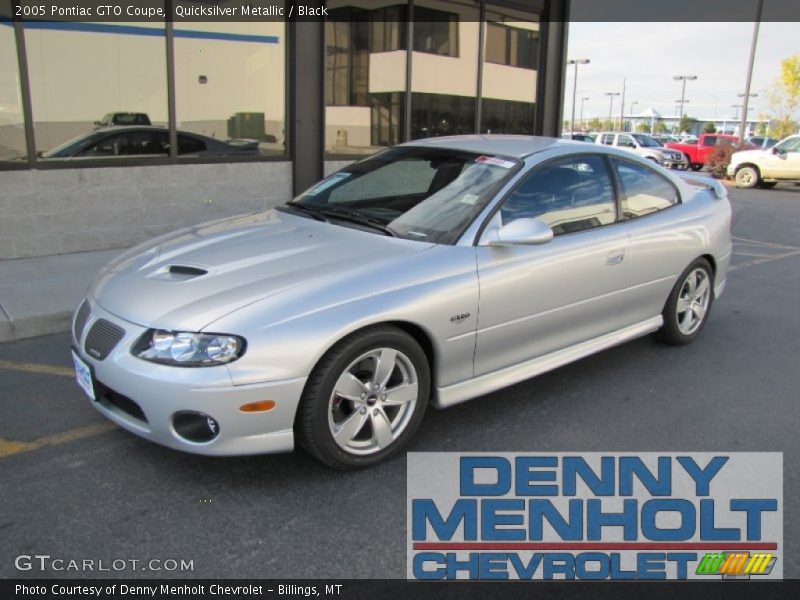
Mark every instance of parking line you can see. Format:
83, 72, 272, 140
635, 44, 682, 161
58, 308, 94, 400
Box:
732, 236, 800, 251
0, 422, 117, 459
0, 359, 74, 378
730, 249, 800, 272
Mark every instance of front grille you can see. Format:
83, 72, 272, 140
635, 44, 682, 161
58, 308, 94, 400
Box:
73, 300, 91, 341
84, 319, 125, 361
95, 381, 148, 423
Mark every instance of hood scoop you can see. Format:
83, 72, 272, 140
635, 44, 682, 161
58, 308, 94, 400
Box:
146, 264, 209, 282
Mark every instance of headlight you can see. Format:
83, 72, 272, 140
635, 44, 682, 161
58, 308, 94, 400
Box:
133, 330, 246, 366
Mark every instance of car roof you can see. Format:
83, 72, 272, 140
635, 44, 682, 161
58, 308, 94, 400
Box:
399, 135, 564, 159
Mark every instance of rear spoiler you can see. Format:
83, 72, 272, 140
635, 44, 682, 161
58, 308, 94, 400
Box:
676, 172, 727, 199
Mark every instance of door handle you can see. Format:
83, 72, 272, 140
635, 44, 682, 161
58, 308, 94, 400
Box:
606, 249, 626, 266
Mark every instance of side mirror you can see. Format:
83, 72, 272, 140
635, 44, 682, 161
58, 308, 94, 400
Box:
484, 218, 553, 246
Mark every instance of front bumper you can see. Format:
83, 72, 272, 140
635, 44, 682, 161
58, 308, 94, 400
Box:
663, 155, 688, 169
72, 299, 305, 456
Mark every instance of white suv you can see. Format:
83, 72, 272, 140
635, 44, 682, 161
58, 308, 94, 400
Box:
728, 135, 800, 189
595, 132, 687, 169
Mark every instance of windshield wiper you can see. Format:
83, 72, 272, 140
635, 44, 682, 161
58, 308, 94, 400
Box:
279, 203, 330, 222
325, 207, 398, 237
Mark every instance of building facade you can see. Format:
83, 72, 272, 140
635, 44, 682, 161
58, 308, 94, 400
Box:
0, 0, 567, 260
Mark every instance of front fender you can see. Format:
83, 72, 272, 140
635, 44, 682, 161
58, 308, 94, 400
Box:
212, 246, 480, 389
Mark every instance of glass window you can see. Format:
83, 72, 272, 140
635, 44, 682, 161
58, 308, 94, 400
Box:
413, 6, 458, 57
480, 5, 540, 135
618, 134, 636, 148
174, 12, 286, 158
0, 11, 27, 162
485, 22, 538, 69
24, 18, 167, 159
325, 1, 407, 158
775, 136, 800, 153
601, 134, 615, 145
77, 130, 168, 157
702, 136, 718, 147
612, 159, 679, 219
500, 156, 617, 235
410, 1, 478, 141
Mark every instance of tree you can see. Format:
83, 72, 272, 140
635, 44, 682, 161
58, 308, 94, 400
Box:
766, 55, 800, 139
637, 122, 651, 133
702, 121, 717, 133
677, 114, 696, 135
655, 121, 668, 134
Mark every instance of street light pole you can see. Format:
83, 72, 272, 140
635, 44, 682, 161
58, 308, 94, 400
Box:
605, 92, 620, 131
579, 96, 589, 129
674, 75, 697, 121
740, 0, 763, 143
738, 92, 759, 141
568, 59, 590, 136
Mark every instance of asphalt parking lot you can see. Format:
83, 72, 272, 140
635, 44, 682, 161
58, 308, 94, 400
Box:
1, 183, 799, 580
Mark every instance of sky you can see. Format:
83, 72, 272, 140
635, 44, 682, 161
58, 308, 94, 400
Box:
564, 21, 800, 124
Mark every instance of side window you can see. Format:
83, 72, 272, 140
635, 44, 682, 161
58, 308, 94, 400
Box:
178, 135, 206, 155
702, 136, 717, 147
612, 159, 679, 219
499, 156, 616, 235
79, 133, 129, 156
601, 134, 614, 146
618, 134, 636, 148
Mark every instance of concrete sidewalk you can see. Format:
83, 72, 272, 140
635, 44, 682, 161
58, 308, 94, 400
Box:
0, 248, 123, 343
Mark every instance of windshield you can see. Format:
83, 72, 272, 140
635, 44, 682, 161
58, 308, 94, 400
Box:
774, 136, 800, 153
288, 147, 520, 244
41, 131, 104, 158
632, 134, 661, 147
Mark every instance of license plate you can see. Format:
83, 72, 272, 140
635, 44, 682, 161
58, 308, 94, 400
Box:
71, 349, 95, 401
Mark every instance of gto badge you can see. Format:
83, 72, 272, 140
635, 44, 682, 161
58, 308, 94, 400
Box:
450, 313, 470, 323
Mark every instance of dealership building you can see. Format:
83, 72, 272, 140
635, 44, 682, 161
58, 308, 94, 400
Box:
0, 0, 568, 260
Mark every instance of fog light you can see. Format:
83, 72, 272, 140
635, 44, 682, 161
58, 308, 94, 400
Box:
173, 411, 220, 443
239, 400, 276, 413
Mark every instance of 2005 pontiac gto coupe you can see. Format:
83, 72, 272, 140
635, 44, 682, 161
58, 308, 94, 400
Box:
71, 136, 732, 468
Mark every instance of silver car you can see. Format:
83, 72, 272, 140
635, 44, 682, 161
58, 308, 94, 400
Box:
595, 132, 688, 169
70, 136, 732, 468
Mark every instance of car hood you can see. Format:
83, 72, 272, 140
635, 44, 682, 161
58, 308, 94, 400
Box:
91, 209, 433, 331
731, 148, 772, 162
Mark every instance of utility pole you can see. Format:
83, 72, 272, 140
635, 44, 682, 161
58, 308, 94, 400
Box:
619, 77, 627, 132
674, 75, 697, 121
740, 0, 763, 143
579, 96, 589, 129
605, 92, 620, 131
568, 59, 590, 136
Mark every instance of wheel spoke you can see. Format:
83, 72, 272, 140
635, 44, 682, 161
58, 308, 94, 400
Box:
686, 272, 698, 294
383, 381, 418, 406
372, 348, 398, 389
676, 296, 690, 313
370, 408, 394, 449
333, 410, 368, 445
334, 371, 368, 401
680, 307, 694, 331
694, 277, 709, 300
693, 302, 706, 321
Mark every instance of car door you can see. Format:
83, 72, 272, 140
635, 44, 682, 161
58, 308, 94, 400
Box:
473, 154, 633, 377
770, 137, 800, 179
609, 157, 698, 323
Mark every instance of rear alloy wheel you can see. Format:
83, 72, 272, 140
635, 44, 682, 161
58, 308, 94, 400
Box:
296, 325, 430, 469
656, 258, 714, 345
735, 166, 760, 189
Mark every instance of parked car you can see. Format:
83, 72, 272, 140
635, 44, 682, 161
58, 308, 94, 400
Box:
728, 135, 800, 188
42, 126, 260, 159
71, 135, 732, 468
666, 133, 742, 171
746, 136, 779, 149
561, 133, 595, 142
595, 132, 687, 169
94, 112, 151, 129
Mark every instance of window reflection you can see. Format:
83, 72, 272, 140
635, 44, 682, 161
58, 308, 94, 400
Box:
0, 9, 26, 162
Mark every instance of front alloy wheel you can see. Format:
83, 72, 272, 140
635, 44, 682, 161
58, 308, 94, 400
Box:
296, 325, 430, 469
735, 166, 759, 189
328, 348, 419, 456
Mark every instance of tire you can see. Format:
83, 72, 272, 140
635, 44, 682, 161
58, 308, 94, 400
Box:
735, 166, 760, 189
758, 181, 778, 189
295, 325, 431, 469
656, 258, 714, 345
689, 163, 703, 172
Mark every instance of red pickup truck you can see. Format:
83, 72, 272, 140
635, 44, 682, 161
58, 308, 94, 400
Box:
666, 134, 742, 171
